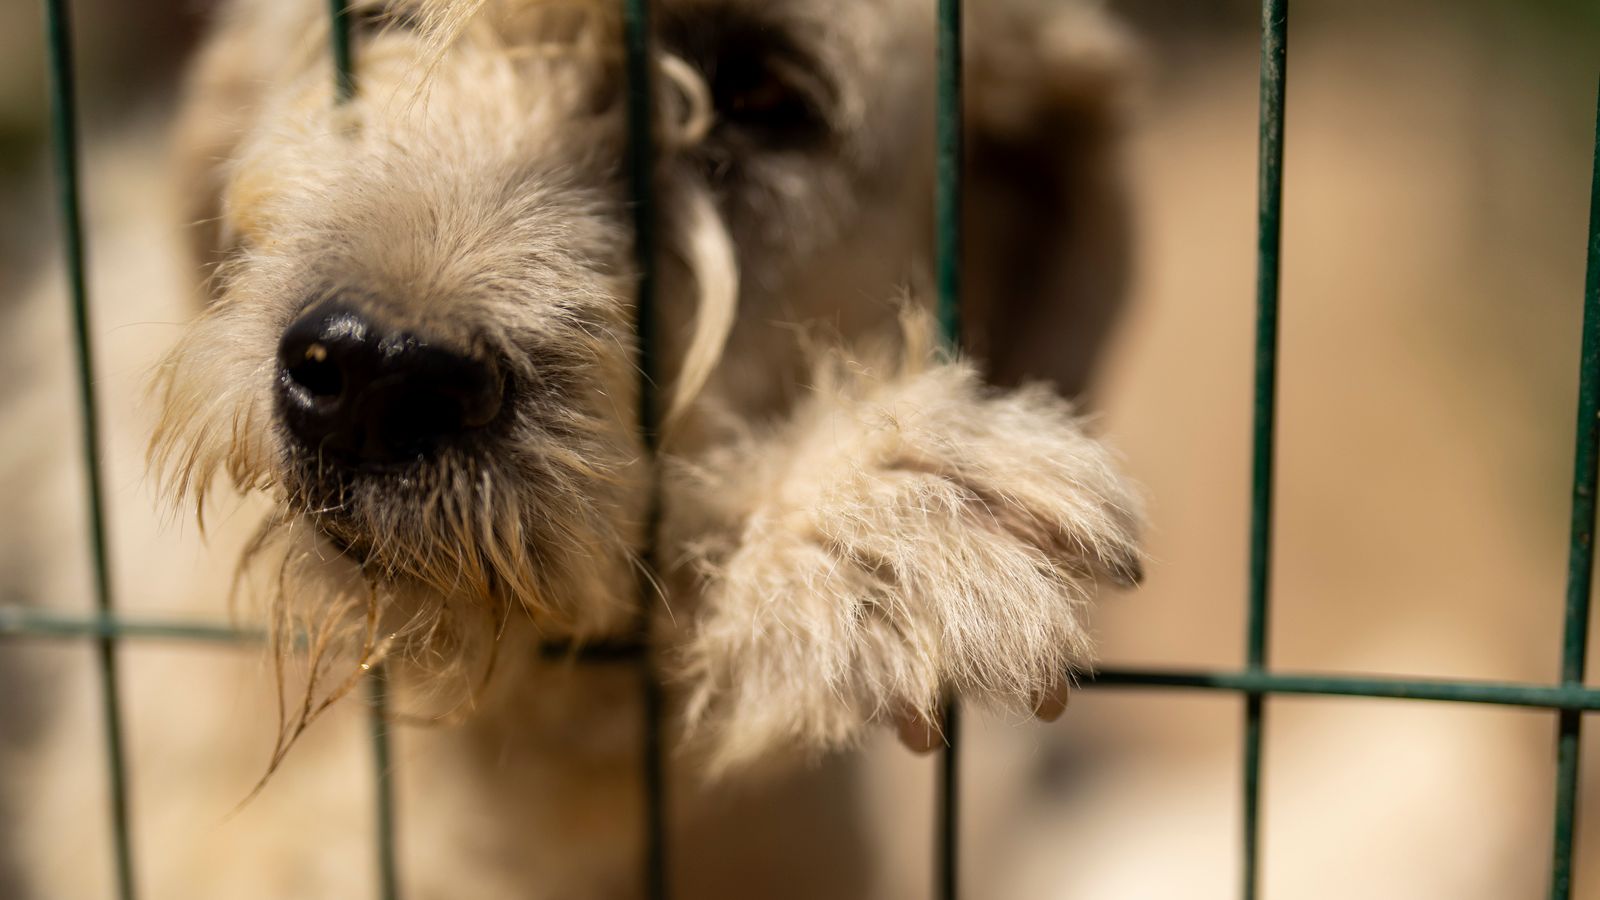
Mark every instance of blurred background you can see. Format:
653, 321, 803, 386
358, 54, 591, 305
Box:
1, 0, 1598, 897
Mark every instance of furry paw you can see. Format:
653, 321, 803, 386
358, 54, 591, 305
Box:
673, 349, 1141, 773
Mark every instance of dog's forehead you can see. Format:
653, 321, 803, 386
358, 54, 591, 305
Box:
655, 0, 920, 58
463, 0, 921, 50
655, 0, 913, 25
467, 0, 913, 23
423, 0, 931, 146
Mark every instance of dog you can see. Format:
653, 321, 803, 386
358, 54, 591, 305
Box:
4, 0, 1141, 896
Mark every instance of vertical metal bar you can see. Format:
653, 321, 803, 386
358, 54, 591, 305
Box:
934, 1, 963, 899
936, 700, 961, 900
367, 667, 399, 900
42, 2, 138, 898
1241, 695, 1265, 900
327, 0, 355, 103
935, 0, 964, 350
1550, 76, 1600, 900
1244, 2, 1287, 898
320, 8, 401, 896
621, 1, 668, 897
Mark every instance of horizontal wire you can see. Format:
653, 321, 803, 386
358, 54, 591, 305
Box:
1091, 667, 1600, 712
6, 606, 1598, 710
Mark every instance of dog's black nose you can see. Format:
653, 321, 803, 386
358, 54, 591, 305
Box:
276, 301, 504, 465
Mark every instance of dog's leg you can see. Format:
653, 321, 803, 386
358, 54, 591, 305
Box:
671, 329, 1142, 774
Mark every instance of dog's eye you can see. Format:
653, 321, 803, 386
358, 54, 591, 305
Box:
710, 50, 829, 146
663, 11, 834, 151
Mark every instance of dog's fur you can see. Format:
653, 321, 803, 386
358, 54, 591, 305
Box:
8, 0, 1141, 896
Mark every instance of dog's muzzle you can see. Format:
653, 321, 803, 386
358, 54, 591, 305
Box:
276, 300, 505, 468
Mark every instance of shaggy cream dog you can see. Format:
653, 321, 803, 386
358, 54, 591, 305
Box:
7, 0, 1141, 896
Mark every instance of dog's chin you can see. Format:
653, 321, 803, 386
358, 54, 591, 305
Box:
306, 509, 372, 565
283, 462, 443, 578
282, 457, 530, 609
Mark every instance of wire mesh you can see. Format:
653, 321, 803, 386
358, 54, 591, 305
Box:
12, 1, 1600, 899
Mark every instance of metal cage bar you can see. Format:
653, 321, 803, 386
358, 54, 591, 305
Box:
935, 0, 964, 348
328, 0, 355, 102
1550, 74, 1600, 900
321, 6, 402, 897
1243, 1, 1287, 897
6, 608, 1600, 709
934, 0, 964, 898
366, 667, 400, 900
41, 2, 138, 898
620, 1, 669, 896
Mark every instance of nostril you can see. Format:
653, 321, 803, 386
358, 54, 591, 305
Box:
286, 343, 344, 400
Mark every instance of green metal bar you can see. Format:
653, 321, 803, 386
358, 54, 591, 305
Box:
0, 607, 257, 642
1550, 77, 1600, 900
938, 698, 961, 900
15, 601, 1600, 711
934, 2, 964, 898
621, 3, 659, 452
42, 2, 139, 897
0, 606, 650, 659
367, 666, 399, 900
935, 0, 963, 349
621, 1, 668, 897
538, 639, 648, 662
316, 8, 399, 895
1089, 667, 1600, 712
12, 596, 1600, 709
1242, 696, 1265, 900
353, 274, 402, 885
327, 0, 354, 103
1244, 2, 1287, 898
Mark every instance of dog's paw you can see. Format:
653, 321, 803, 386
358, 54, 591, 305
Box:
672, 353, 1141, 773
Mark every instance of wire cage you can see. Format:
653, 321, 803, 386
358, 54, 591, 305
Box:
6, 0, 1600, 898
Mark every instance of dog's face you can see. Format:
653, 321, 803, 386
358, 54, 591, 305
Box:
152, 0, 936, 664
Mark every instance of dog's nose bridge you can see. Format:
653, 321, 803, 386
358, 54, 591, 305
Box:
276, 300, 505, 466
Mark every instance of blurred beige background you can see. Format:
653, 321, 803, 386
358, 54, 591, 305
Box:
1, 0, 1597, 897
961, 1, 1599, 897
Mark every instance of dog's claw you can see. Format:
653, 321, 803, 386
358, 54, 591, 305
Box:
1108, 555, 1144, 588
893, 679, 1068, 752
1033, 680, 1071, 722
894, 709, 944, 754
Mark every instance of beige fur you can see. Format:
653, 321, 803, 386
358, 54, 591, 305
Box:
7, 0, 1140, 896
673, 318, 1140, 773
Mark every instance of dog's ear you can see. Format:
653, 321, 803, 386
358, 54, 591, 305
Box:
962, 2, 1142, 399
